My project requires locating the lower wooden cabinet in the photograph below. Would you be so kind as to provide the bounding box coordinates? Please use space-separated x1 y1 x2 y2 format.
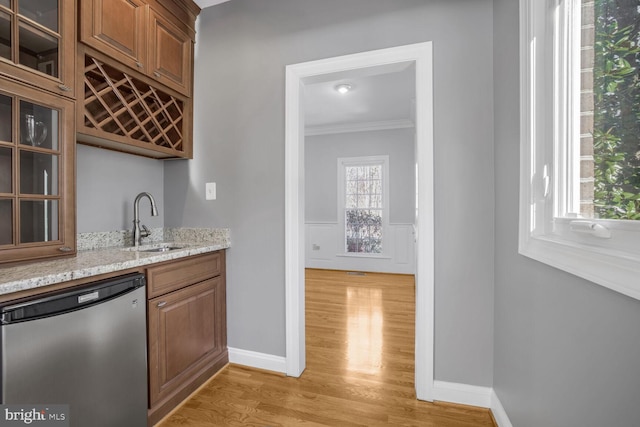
146 251 227 426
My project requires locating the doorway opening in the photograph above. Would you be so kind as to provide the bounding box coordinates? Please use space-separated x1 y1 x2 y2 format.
284 42 434 401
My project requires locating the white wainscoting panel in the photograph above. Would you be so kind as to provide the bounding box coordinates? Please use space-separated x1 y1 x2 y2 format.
305 222 415 274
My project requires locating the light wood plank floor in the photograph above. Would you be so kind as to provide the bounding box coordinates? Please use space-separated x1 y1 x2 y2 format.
158 269 496 426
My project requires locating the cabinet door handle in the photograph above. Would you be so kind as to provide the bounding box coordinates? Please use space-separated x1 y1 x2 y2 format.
157 301 167 308
153 71 160 78
136 62 144 68
58 85 71 92
58 246 73 252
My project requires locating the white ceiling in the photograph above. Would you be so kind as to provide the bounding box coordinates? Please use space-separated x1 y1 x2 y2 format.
194 0 233 8
193 0 235 9
191 1 416 135
304 63 416 135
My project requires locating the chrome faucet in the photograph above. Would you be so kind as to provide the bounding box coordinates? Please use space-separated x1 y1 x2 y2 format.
133 192 159 248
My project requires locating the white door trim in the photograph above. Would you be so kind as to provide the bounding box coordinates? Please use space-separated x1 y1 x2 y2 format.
284 41 435 401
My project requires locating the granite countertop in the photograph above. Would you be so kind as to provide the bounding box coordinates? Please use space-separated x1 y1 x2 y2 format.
0 228 230 297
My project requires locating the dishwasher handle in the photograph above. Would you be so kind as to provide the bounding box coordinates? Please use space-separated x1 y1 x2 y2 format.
1 273 145 325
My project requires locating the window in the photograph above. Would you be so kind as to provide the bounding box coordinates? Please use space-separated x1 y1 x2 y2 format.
338 156 389 256
520 0 640 299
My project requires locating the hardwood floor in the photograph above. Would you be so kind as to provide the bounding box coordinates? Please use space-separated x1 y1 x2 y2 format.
158 269 496 426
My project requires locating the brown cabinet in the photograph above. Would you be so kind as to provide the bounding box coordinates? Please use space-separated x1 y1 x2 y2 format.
77 46 193 159
0 0 76 98
148 9 192 96
0 79 75 264
0 0 77 264
0 0 198 261
79 0 148 72
80 0 194 97
146 251 227 426
77 0 199 159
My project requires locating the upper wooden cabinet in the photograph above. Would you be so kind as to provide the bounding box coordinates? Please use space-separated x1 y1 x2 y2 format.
148 9 192 95
80 0 194 97
77 0 199 159
0 0 76 98
0 78 75 264
80 0 148 72
77 46 193 159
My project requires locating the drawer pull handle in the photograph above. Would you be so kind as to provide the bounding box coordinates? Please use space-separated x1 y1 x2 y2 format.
136 62 144 68
59 246 72 252
153 71 160 77
58 85 71 92
157 301 167 308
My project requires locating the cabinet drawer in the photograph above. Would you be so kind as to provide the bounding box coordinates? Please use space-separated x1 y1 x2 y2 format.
147 252 222 298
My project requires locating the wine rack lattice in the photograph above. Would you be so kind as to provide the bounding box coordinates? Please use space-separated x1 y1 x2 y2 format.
82 55 185 154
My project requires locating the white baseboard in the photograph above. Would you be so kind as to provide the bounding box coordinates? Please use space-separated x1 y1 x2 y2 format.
433 381 513 427
228 347 287 374
433 380 493 408
490 389 514 427
226 355 513 427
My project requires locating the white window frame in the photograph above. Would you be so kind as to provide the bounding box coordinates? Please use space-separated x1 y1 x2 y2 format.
337 155 390 258
519 0 640 300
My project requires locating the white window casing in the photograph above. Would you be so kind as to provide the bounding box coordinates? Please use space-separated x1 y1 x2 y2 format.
519 0 640 300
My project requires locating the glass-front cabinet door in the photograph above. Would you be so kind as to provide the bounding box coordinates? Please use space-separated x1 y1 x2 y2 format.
0 0 75 97
0 78 74 264
0 93 12 247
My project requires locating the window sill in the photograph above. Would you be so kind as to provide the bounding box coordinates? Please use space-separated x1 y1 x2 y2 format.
336 253 391 260
519 235 640 301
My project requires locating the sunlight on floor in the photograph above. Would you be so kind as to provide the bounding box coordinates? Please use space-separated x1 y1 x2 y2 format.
346 286 383 375
158 270 496 426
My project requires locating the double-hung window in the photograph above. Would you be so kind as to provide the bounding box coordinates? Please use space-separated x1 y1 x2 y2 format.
338 156 389 256
520 0 640 299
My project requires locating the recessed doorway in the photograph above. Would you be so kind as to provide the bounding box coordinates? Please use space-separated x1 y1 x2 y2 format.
284 41 434 401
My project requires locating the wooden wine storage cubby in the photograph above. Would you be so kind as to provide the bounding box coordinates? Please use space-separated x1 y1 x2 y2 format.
77 48 192 159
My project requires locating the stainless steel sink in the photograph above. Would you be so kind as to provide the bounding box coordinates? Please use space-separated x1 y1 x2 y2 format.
121 243 189 253
141 246 184 253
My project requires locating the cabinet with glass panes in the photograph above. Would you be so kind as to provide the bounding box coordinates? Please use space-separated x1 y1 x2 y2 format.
0 78 75 264
0 0 75 98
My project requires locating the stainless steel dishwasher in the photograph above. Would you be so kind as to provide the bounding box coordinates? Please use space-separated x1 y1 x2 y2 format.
1 273 147 427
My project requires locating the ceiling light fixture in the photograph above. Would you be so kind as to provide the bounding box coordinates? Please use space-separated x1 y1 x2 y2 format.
335 84 353 94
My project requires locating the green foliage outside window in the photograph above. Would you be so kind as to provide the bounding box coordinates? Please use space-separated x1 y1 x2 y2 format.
592 0 640 219
345 209 382 254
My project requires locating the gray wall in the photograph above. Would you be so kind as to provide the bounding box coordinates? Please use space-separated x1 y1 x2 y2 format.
164 0 495 386
72 2 640 422
77 144 164 232
493 1 640 426
305 128 415 224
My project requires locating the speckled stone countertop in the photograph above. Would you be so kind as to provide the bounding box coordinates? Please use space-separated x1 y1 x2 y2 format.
0 228 230 297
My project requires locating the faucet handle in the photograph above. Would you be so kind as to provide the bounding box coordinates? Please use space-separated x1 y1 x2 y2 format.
140 224 151 238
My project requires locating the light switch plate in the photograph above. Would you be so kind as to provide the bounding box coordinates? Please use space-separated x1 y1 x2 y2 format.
205 182 216 200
